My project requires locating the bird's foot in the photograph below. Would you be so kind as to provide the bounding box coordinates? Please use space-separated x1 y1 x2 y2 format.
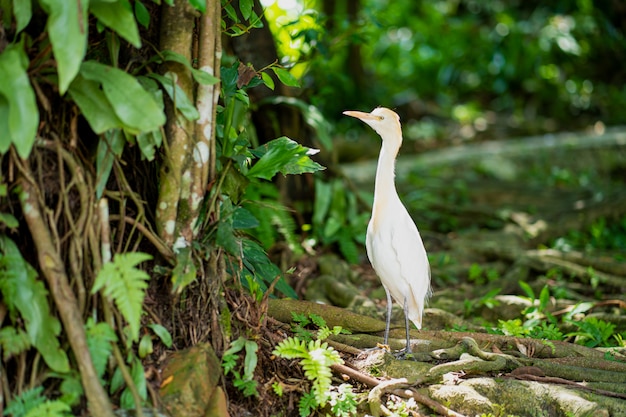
357 343 390 359
392 348 416 361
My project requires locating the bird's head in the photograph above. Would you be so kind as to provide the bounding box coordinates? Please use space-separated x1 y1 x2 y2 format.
343 107 403 148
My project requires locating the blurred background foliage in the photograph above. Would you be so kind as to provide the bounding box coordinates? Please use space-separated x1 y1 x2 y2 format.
262 0 625 145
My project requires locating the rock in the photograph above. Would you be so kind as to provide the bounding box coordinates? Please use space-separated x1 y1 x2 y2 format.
430 377 610 417
160 343 230 417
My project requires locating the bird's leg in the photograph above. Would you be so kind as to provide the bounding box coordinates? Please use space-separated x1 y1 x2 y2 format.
402 296 413 355
383 287 393 346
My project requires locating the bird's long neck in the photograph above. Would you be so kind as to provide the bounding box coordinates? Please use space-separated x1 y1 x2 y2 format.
371 138 401 229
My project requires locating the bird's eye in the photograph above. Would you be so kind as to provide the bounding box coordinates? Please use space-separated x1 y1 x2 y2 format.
378 116 384 121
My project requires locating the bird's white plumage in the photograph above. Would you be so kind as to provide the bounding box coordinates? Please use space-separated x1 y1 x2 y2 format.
344 107 431 333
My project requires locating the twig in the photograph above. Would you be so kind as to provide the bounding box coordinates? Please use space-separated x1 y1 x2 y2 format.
108 214 175 263
392 387 466 417
331 362 464 417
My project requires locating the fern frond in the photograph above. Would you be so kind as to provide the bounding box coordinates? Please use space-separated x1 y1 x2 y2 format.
272 337 307 358
86 318 117 379
0 326 30 360
301 348 333 405
4 386 45 417
24 400 71 417
298 391 317 417
92 252 152 342
0 236 69 372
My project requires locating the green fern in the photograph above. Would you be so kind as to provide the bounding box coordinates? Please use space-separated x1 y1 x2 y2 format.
4 387 45 417
0 326 31 360
24 401 72 417
273 337 342 408
85 318 117 379
91 252 152 342
0 236 69 372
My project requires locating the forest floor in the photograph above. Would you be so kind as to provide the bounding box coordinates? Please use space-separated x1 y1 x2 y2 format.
166 127 626 417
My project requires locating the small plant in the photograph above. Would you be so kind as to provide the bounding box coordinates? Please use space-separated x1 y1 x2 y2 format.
463 287 501 318
290 312 345 342
273 314 357 417
567 317 619 348
222 336 260 397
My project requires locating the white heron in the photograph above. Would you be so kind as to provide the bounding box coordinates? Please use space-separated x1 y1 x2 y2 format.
343 107 431 355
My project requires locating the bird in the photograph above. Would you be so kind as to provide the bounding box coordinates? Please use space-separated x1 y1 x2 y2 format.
343 107 431 355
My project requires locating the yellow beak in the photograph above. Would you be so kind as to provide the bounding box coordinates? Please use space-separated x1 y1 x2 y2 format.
343 110 382 121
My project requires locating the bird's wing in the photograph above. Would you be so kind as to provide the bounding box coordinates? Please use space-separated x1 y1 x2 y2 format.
391 207 431 328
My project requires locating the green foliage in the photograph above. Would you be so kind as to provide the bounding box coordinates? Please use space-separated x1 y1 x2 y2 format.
0 42 37 158
243 182 302 255
312 178 368 264
0 326 30 360
273 314 355 417
85 318 117 381
567 317 619 348
488 283 621 348
3 387 46 417
39 0 88 93
289 312 344 343
91 252 152 343
247 137 325 180
0 236 69 373
464 287 501 317
552 216 626 252
468 263 500 286
274 337 342 408
222 337 260 397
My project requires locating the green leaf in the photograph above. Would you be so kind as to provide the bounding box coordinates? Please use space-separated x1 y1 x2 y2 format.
0 212 18 228
39 0 88 93
271 67 300 87
59 374 83 406
90 0 141 48
85 318 117 379
147 323 173 347
0 326 31 361
13 0 32 33
134 0 150 28
148 73 199 121
518 280 535 300
95 129 126 199
241 239 297 298
0 95 12 154
216 220 241 256
232 207 259 229
0 236 70 372
247 137 325 180
138 334 153 358
24 400 72 417
187 0 205 13
92 252 152 342
120 356 147 409
68 74 125 134
239 0 253 20
80 61 166 133
539 285 550 311
136 129 162 161
171 245 197 294
160 50 219 85
3 387 45 417
0 44 38 158
260 72 275 90
243 339 258 379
